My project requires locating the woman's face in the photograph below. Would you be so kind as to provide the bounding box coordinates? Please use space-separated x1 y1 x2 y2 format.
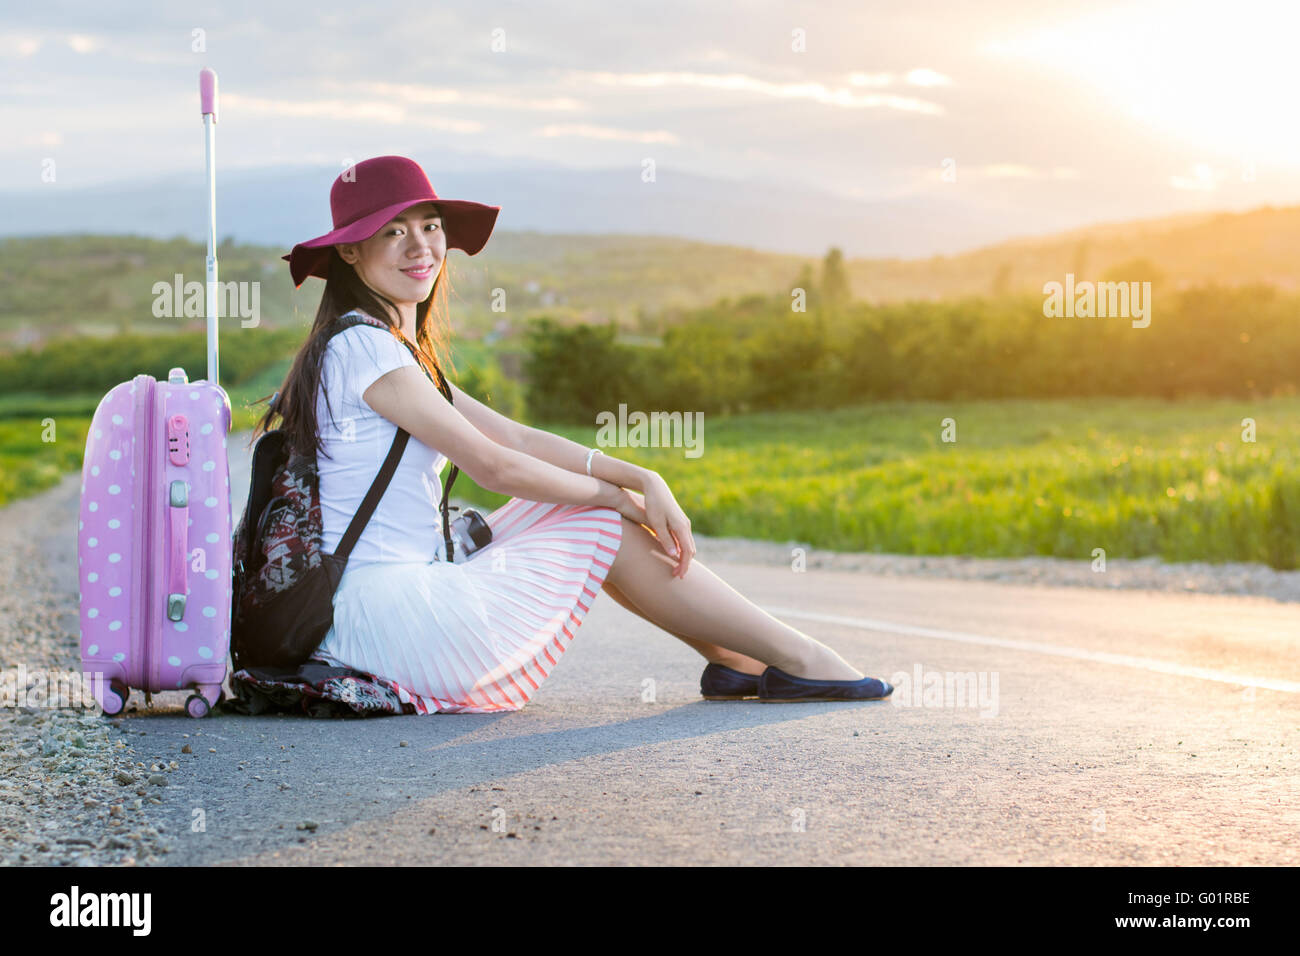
336 200 445 305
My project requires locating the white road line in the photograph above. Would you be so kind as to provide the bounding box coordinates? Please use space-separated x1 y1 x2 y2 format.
761 606 1300 694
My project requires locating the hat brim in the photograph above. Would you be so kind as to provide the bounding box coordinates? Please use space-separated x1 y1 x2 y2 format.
282 197 500 288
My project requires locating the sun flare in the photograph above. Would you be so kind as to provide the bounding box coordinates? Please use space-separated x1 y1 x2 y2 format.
985 0 1300 168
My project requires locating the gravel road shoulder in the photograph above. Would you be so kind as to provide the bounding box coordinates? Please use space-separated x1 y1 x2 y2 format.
1 473 178 866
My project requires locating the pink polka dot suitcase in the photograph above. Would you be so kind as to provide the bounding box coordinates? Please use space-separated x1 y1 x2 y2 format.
76 68 231 717
78 373 233 716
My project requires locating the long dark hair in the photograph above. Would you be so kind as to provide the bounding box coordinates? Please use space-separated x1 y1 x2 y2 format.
251 244 455 462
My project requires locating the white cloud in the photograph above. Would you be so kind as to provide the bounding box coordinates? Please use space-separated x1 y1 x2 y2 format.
849 69 953 88
0 30 104 56
570 70 944 114
220 93 483 131
1169 163 1220 191
848 72 895 87
342 81 583 112
536 123 679 144
20 131 63 147
67 34 101 54
0 33 44 57
904 68 953 87
932 163 1082 182
980 163 1037 178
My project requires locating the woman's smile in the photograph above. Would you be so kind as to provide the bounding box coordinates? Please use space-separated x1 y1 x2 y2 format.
401 262 434 281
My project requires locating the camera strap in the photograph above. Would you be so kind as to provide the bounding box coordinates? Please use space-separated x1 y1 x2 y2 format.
428 361 461 562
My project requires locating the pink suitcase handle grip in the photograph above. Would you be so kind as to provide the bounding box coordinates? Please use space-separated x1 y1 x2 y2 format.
167 481 189 621
199 68 218 120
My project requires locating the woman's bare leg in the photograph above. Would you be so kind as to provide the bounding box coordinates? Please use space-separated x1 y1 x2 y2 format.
603 516 864 681
601 579 767 675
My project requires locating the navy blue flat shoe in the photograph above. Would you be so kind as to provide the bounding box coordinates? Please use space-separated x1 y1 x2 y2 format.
700 663 761 700
758 666 894 702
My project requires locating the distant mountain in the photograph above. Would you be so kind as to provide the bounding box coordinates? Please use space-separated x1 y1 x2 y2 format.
7 144 1293 266
3 190 1299 353
0 161 1039 261
855 205 1300 301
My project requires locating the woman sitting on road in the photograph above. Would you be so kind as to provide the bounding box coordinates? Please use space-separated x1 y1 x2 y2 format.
258 154 893 713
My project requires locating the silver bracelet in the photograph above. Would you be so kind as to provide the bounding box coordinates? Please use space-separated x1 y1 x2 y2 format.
585 447 604 476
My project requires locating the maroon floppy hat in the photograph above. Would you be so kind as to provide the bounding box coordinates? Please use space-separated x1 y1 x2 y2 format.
281 155 500 288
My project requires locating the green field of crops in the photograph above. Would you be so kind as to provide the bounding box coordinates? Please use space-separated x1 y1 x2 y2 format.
3 386 1297 569
453 396 1300 570
0 368 282 508
0 343 496 508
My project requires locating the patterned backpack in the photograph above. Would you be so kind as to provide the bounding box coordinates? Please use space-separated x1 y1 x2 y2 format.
230 311 459 671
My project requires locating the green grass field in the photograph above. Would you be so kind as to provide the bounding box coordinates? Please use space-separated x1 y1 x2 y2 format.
453 396 1300 570
4 380 1297 569
0 367 282 507
0 343 495 506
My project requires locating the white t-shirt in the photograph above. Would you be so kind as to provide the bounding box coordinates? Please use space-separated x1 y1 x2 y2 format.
316 312 449 568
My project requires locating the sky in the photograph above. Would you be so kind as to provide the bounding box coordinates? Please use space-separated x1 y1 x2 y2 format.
3 0 1299 252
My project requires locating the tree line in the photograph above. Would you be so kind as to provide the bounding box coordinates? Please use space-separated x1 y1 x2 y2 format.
523 281 1300 423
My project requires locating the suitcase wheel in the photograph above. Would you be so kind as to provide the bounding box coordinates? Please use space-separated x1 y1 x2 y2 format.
101 680 129 717
185 693 212 719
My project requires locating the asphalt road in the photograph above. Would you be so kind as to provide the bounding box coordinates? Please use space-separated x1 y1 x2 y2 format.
35 431 1300 865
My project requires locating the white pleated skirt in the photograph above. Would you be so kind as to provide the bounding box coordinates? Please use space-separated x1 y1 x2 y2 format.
314 499 623 714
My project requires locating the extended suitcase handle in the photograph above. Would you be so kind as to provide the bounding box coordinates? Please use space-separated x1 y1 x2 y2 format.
199 68 220 387
168 480 189 621
199 68 218 120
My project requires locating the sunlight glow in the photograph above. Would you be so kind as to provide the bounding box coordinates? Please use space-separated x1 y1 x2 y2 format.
984 0 1300 168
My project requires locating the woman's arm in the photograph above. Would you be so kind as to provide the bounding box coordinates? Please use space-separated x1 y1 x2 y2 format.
443 378 695 574
445 381 527 450
448 381 652 491
365 368 629 514
517 425 653 492
439 379 696 572
517 421 698 574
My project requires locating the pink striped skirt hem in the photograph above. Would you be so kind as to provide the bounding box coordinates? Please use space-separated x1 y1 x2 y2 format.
315 499 623 714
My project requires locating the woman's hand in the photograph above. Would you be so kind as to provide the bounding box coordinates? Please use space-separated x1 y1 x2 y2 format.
620 473 696 578
607 484 648 525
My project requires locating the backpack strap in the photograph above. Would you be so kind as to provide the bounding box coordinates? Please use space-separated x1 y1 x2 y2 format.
330 311 462 561
333 428 409 562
